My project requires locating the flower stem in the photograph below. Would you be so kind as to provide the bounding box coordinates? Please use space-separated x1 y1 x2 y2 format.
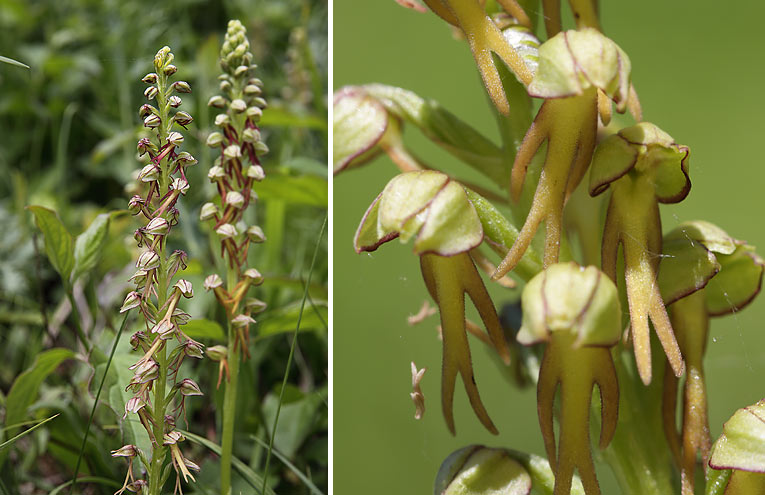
220 264 240 495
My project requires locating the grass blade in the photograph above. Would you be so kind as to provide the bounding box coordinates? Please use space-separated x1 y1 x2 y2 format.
261 215 326 495
0 414 59 451
0 55 29 69
179 429 277 495
71 312 131 494
250 435 324 495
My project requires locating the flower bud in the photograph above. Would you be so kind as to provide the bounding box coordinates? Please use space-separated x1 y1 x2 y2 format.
518 263 621 347
136 137 156 156
251 97 267 109
144 86 158 100
230 99 247 113
214 113 230 127
245 298 267 314
248 77 263 87
139 104 157 118
142 73 158 84
143 114 161 128
232 314 256 328
136 250 160 270
208 95 226 108
124 397 146 418
174 279 193 298
138 164 159 182
111 444 138 458
224 144 242 159
172 81 191 93
253 141 269 155
200 202 219 221
226 191 245 209
243 268 263 285
219 79 232 92
206 345 228 361
204 274 223 290
163 64 177 76
246 225 265 243
175 151 197 166
234 60 248 73
145 217 170 236
173 111 193 126
167 131 184 146
206 132 224 148
128 195 144 213
168 95 182 108
246 164 265 181
246 106 262 121
130 331 149 351
178 378 203 397
172 177 189 195
216 223 237 239
244 84 261 96
242 127 261 143
167 250 188 278
434 446 532 495
120 291 142 313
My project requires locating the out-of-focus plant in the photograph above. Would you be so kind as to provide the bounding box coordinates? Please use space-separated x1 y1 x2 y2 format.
334 1 764 494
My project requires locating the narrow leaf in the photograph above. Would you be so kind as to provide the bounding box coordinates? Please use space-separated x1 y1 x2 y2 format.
0 414 59 452
49 477 121 495
72 213 111 282
251 435 324 495
27 206 75 282
0 55 29 69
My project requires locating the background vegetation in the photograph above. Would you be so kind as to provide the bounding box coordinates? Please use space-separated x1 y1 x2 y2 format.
0 0 327 493
334 1 765 494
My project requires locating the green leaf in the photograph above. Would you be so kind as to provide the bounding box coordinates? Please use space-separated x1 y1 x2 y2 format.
183 318 226 341
2 348 74 449
27 205 74 282
258 301 327 338
262 386 326 459
251 434 325 495
0 55 29 69
179 430 277 495
72 213 111 282
49 477 121 495
0 414 59 452
254 172 328 207
260 106 326 130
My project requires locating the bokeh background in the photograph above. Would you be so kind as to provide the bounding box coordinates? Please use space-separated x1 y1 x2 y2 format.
334 1 765 493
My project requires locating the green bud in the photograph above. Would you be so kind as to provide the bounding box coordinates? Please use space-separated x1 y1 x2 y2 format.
173 111 193 126
143 114 161 128
144 86 158 100
142 73 158 84
206 132 224 148
434 446 532 495
215 113 230 127
224 144 242 159
136 250 160 270
710 399 765 473
177 378 202 396
145 217 169 236
246 225 265 243
216 223 237 239
225 191 245 209
230 99 247 113
164 64 177 76
251 97 267 109
518 263 621 347
172 81 192 93
208 165 225 181
208 95 226 108
168 95 182 108
167 131 184 146
246 164 265 181
244 84 261 96
253 141 269 155
246 106 262 121
138 164 159 182
200 202 218 221
232 314 256 328
242 128 260 143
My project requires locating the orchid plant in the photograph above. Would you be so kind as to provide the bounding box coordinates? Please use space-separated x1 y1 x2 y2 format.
334 1 765 494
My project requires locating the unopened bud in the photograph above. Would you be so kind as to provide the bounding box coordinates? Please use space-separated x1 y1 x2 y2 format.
167 131 184 146
244 84 261 96
136 250 160 270
139 104 157 118
207 165 225 181
204 274 223 290
231 99 247 113
120 291 142 313
183 340 205 359
173 111 193 126
206 345 228 361
163 64 177 76
143 114 161 128
244 268 264 285
242 127 261 143
208 95 226 108
216 223 237 239
145 217 170 236
200 202 218 221
144 86 158 100
214 113 230 127
246 225 266 243
172 81 191 93
226 191 245 209
246 106 262 121
206 132 224 147
142 73 158 84
169 95 182 108
163 431 184 446
253 141 269 155
124 397 146 418
246 165 265 181
251 97 267 109
128 195 144 213
175 151 197 166
220 79 232 92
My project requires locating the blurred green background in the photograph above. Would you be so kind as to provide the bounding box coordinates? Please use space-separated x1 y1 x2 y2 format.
334 1 765 493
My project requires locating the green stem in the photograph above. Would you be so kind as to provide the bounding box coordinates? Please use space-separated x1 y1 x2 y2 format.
148 340 168 495
65 288 91 354
221 263 241 495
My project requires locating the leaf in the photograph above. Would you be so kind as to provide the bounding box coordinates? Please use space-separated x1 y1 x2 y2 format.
262 386 326 459
255 172 328 207
179 430 277 495
260 106 326 130
49 477 121 495
0 348 74 469
250 435 325 495
257 301 327 338
183 318 226 341
72 213 111 282
0 415 59 452
0 55 29 69
27 206 74 283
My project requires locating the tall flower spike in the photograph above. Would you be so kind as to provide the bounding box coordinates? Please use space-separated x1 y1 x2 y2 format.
518 263 621 495
493 28 631 280
657 221 764 495
421 0 534 114
589 122 691 385
355 170 511 434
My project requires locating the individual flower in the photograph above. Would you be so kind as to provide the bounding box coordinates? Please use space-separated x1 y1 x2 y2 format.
493 28 632 279
355 170 511 434
518 263 621 495
589 122 691 384
657 221 764 494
